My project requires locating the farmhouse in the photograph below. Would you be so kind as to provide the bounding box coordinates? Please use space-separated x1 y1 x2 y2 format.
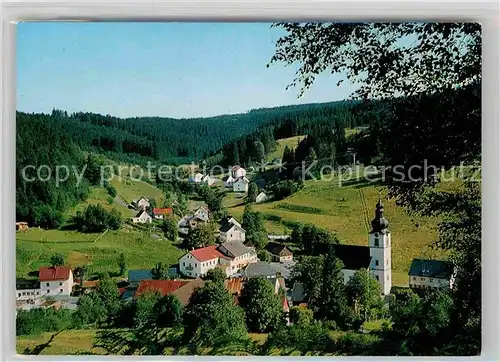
39 266 74 297
132 209 153 224
178 240 257 278
193 206 210 221
265 242 293 263
233 177 250 193
408 258 455 292
133 196 150 210
255 192 268 203
219 220 246 243
152 207 173 220
231 165 246 178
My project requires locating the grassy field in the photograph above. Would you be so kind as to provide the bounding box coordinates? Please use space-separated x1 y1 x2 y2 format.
17 329 269 356
16 227 184 279
71 186 134 218
110 175 165 206
17 330 105 355
225 167 446 283
266 136 306 162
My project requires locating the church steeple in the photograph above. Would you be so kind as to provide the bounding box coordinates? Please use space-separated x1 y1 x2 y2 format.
371 193 389 233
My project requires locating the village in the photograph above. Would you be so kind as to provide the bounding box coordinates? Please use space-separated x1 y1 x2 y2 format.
15 164 455 318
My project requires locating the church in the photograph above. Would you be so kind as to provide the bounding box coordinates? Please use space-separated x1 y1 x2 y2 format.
333 196 392 295
292 196 392 303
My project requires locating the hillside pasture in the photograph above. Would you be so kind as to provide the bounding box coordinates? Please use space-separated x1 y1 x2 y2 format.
16 228 184 279
227 169 445 279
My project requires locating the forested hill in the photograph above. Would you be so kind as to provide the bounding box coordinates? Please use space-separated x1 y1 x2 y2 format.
16 100 366 166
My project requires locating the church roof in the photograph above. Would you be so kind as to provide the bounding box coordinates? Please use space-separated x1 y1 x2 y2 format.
371 195 389 233
334 244 371 270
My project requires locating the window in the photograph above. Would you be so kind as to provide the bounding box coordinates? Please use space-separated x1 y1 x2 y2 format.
375 275 379 281
374 238 379 247
430 278 434 282
412 277 416 281
46 290 49 294
375 260 379 266
183 262 185 266
46 283 49 287
195 263 197 267
60 289 63 293
386 259 389 266
59 282 63 286
18 293 21 298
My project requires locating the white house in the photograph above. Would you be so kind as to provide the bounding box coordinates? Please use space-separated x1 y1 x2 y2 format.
193 206 209 221
189 172 204 184
178 241 257 278
201 175 215 186
256 192 268 203
179 245 229 278
133 196 150 210
408 259 455 291
233 177 250 193
39 266 74 297
220 216 241 228
132 209 153 224
231 166 246 178
219 222 246 243
223 175 236 188
16 279 41 301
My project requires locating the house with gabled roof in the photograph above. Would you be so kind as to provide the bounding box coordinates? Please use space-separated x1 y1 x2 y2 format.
233 177 250 193
132 196 150 210
219 220 245 243
39 266 74 297
178 240 257 278
408 258 455 293
265 242 293 263
256 192 268 203
223 175 236 188
152 207 173 220
170 277 205 306
131 209 152 224
231 166 246 178
193 206 209 221
135 280 189 298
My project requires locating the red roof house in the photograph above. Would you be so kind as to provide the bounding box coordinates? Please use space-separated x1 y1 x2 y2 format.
190 245 229 262
39 266 72 282
135 280 189 298
153 208 173 218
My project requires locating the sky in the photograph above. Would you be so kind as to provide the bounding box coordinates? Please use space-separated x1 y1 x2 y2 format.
17 22 356 119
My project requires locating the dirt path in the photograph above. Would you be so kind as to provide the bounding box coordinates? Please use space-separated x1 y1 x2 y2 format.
358 188 371 232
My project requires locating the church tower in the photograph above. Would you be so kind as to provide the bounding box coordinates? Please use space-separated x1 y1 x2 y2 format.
368 195 392 295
